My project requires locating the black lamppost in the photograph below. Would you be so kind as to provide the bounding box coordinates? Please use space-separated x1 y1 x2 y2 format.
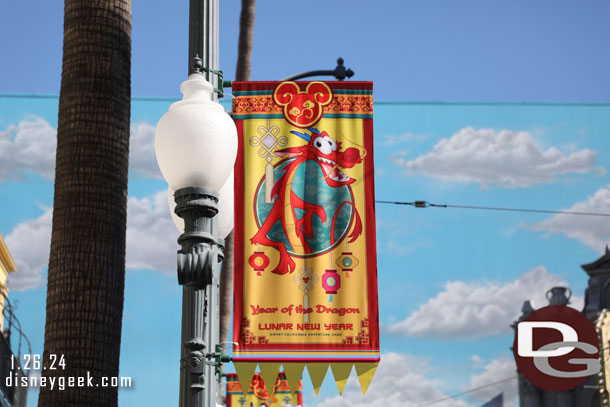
154 1 236 405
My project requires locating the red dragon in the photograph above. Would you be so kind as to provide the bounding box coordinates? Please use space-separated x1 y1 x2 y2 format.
251 128 363 275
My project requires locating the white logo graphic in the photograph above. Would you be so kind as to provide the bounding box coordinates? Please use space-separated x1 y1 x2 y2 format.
517 321 600 378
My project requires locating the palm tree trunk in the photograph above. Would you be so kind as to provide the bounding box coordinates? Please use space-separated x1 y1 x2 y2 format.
218 0 257 403
234 0 257 82
38 1 131 406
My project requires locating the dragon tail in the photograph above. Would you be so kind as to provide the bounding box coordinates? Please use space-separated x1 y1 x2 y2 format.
330 201 363 246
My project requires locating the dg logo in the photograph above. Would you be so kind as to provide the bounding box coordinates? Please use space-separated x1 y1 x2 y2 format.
513 305 600 391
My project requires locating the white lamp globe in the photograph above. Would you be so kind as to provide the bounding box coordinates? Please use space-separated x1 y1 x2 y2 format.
168 170 234 239
155 74 237 191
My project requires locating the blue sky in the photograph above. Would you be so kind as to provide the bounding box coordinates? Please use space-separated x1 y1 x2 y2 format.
1 1 610 407
2 0 610 101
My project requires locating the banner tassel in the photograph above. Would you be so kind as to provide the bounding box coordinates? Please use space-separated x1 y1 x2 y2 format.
283 363 305 394
304 293 310 322
307 363 330 396
330 363 354 395
234 362 258 395
259 362 281 394
265 162 274 203
355 362 379 395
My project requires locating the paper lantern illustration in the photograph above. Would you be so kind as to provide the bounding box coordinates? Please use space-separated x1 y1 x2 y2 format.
336 251 359 278
249 251 270 276
322 269 341 303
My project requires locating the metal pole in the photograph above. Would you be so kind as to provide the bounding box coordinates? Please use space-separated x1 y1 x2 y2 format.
204 1 221 405
182 1 222 406
188 0 200 75
189 0 220 101
176 188 220 407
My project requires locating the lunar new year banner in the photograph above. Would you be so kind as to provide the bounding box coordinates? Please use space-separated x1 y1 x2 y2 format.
232 81 379 396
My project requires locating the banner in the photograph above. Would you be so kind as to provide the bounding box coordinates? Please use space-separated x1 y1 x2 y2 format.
232 81 379 395
226 372 303 407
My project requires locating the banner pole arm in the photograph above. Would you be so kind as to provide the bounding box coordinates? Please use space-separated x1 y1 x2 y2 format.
222 57 354 89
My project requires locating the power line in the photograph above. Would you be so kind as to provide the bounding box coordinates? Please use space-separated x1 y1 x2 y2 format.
413 375 518 407
375 200 610 217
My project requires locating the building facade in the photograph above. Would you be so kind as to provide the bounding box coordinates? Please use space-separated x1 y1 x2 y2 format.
0 233 26 407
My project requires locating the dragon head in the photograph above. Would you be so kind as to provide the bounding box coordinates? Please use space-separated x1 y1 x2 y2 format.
276 128 363 187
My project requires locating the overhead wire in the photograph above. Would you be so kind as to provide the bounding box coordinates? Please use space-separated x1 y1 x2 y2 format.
410 340 610 406
413 375 518 407
375 200 610 217
0 291 33 361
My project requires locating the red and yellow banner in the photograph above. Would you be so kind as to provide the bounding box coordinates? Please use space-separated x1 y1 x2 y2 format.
225 372 303 407
233 81 379 395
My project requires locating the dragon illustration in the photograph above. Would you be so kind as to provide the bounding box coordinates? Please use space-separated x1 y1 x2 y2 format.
251 128 363 275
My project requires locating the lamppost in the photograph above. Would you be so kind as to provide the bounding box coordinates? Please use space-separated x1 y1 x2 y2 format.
154 1 237 402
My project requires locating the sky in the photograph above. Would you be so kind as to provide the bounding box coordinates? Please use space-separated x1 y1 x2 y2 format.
1 1 610 407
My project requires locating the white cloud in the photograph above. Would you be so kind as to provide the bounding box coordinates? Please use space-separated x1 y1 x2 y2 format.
532 185 610 253
316 353 518 407
317 352 467 407
0 117 56 181
468 356 518 406
392 127 604 188
471 355 483 367
125 191 179 275
6 208 52 291
0 118 161 181
385 266 583 338
5 191 179 291
129 122 162 178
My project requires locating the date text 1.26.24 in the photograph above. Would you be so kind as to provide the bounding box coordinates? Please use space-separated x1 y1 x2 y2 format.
11 354 66 371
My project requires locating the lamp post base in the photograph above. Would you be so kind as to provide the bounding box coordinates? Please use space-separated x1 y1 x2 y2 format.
174 187 222 407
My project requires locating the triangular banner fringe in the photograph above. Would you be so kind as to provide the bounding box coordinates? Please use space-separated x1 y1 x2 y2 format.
330 363 353 395
234 362 257 395
258 362 281 394
283 363 305 394
355 362 378 395
306 363 329 396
